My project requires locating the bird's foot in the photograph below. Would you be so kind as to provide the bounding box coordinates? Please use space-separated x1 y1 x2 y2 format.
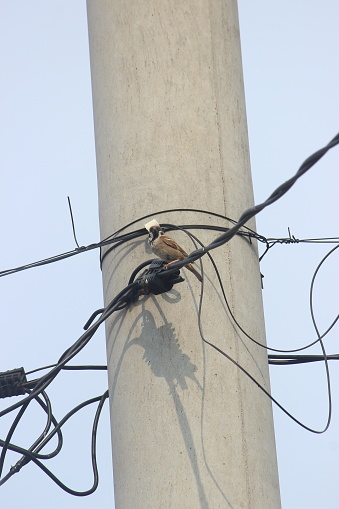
164 259 179 270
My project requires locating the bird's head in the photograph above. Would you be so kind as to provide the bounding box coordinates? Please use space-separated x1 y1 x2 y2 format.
148 225 164 243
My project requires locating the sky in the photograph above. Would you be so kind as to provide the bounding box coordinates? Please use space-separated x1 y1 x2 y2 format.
0 1 338 508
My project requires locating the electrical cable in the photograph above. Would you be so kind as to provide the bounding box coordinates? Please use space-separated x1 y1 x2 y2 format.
0 390 63 481
196 272 334 434
268 354 339 365
172 224 336 433
0 392 108 495
24 364 107 379
159 133 339 274
157 223 338 356
67 196 81 249
0 274 147 492
1 131 338 279
1 134 338 494
0 282 137 419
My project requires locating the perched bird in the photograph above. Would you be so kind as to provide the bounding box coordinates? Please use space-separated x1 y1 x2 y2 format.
148 226 202 282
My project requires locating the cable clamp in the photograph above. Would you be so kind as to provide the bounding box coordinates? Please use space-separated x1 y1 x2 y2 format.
0 368 27 399
134 259 184 297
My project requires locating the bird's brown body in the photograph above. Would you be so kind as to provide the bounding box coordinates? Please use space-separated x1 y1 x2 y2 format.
148 226 202 282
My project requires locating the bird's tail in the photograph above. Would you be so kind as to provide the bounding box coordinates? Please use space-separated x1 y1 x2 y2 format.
186 263 202 282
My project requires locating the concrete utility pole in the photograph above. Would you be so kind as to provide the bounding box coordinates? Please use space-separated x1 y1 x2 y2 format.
87 1 281 508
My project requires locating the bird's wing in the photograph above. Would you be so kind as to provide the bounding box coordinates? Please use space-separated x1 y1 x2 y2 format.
162 236 188 258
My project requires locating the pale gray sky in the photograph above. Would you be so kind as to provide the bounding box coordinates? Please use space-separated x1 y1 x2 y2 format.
1 1 338 508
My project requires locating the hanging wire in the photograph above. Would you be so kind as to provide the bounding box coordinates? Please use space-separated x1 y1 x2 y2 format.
67 196 81 249
1 133 338 494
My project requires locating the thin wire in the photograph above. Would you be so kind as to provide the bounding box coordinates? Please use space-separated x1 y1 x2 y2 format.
1 134 338 493
163 133 339 272
0 284 135 490
0 282 138 418
268 354 339 365
0 392 108 495
0 391 63 478
199 334 330 433
196 269 333 433
185 227 336 432
67 196 80 249
0 278 137 490
1 131 338 278
171 227 339 355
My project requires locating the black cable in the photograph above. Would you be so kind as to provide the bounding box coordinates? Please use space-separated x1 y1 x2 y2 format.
23 392 63 461
259 234 339 262
0 279 137 491
0 255 181 490
25 364 107 378
194 242 337 433
0 133 337 279
169 215 337 433
100 217 259 267
0 212 276 278
0 401 29 478
1 134 338 493
155 225 333 431
0 392 108 495
0 281 138 418
67 196 81 249
309 244 339 344
167 225 339 356
62 365 107 371
162 133 339 273
268 354 339 365
0 390 63 480
196 277 333 434
128 259 154 284
199 334 331 433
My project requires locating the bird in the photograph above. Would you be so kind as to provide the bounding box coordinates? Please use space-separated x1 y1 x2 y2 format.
148 225 202 282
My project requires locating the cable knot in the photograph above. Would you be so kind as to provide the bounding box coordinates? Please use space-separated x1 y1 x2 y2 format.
287 227 300 244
